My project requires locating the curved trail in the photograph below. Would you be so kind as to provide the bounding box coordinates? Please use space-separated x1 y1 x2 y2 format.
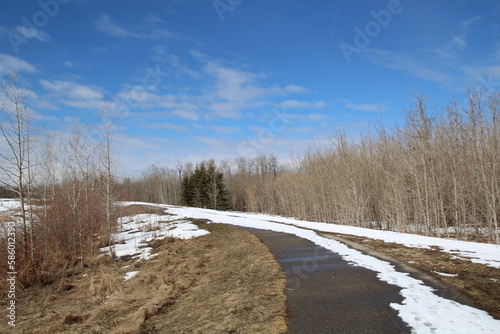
163 204 500 333
244 228 411 334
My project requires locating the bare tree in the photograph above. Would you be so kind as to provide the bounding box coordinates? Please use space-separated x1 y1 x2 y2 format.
98 101 115 257
0 73 37 261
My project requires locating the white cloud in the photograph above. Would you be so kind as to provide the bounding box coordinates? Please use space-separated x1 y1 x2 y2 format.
430 16 480 61
307 113 330 122
277 100 325 109
205 62 267 103
209 125 241 135
208 101 245 119
343 99 388 112
202 61 315 119
461 65 500 92
39 79 104 109
360 48 452 84
94 13 140 38
0 54 37 74
152 45 200 78
94 13 177 40
143 122 191 133
171 108 200 121
284 85 311 94
40 79 103 100
13 25 50 42
460 16 481 30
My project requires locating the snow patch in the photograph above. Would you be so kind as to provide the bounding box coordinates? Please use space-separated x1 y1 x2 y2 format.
101 203 209 261
432 271 459 277
0 199 21 212
123 271 139 281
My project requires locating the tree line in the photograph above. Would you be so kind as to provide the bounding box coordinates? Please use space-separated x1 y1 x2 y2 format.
119 91 499 243
245 92 499 243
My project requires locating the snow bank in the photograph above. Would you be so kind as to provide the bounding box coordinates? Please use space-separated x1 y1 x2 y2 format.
176 208 500 269
164 205 500 334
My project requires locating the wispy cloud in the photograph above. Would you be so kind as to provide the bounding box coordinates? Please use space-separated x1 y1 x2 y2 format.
277 100 325 109
209 125 241 135
205 61 267 103
39 79 104 109
94 13 141 38
142 122 191 133
13 25 51 42
93 13 177 40
342 99 388 112
109 51 321 123
0 53 37 74
430 16 480 61
360 48 452 84
203 61 315 119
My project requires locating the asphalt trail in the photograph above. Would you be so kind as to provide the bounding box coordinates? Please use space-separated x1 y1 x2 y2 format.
244 228 411 334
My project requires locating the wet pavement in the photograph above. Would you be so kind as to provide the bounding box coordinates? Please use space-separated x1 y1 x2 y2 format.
243 228 411 334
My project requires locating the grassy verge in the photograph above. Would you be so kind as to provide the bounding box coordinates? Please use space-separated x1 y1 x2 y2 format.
333 234 500 319
1 206 287 333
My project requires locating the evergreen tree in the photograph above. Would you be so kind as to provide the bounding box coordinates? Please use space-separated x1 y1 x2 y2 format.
181 160 230 210
181 175 194 206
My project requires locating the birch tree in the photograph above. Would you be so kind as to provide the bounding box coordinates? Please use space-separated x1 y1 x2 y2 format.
0 73 37 262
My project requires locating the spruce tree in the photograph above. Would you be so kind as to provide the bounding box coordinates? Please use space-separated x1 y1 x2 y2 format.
180 160 230 210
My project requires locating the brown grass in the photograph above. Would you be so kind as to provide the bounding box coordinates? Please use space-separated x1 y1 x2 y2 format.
1 209 287 333
117 204 172 217
334 234 500 319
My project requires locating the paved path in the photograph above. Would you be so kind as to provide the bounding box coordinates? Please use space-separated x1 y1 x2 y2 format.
243 228 411 334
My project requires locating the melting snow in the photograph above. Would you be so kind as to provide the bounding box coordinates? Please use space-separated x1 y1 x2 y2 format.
162 204 500 334
100 202 209 260
432 271 459 277
123 271 139 281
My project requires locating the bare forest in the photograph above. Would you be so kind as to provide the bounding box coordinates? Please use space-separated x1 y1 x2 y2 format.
123 91 500 243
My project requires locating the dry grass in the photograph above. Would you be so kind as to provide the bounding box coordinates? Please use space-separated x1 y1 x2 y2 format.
334 234 500 319
2 207 287 333
117 204 172 217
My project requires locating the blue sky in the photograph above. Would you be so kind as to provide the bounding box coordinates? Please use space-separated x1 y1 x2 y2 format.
0 0 499 175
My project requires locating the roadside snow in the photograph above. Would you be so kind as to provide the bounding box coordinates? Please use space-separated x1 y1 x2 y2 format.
173 208 500 269
163 205 500 334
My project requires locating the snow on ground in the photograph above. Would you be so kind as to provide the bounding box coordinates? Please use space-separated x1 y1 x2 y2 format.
175 208 500 269
160 204 500 334
123 271 139 281
0 198 21 212
103 202 210 282
100 205 209 261
432 271 459 277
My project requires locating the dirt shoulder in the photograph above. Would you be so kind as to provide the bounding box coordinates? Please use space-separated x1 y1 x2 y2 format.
322 233 500 319
2 213 287 333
